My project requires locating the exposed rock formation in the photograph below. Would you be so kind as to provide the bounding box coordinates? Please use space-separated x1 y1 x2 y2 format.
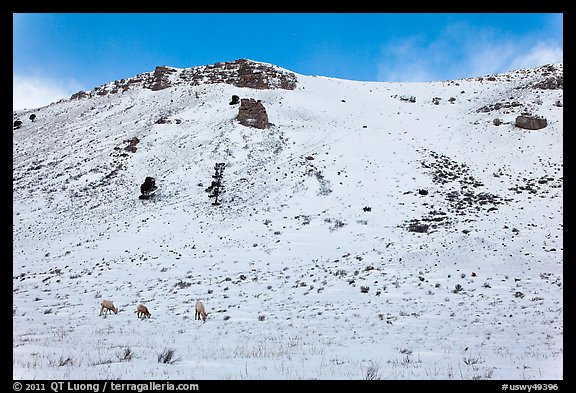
237 98 269 129
477 101 522 113
70 59 297 100
123 137 140 153
532 76 563 90
179 58 297 90
147 66 176 91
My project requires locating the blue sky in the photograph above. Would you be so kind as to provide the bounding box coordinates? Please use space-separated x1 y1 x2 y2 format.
13 13 563 110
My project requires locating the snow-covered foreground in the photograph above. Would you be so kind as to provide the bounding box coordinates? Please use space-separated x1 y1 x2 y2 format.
13 60 563 380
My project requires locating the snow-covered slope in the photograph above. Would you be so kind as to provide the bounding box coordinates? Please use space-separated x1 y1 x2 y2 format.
13 60 563 380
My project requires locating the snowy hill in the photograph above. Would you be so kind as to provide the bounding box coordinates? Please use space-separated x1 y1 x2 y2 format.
13 59 563 380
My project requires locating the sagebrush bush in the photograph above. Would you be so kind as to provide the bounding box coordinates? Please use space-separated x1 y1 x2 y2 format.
158 348 180 364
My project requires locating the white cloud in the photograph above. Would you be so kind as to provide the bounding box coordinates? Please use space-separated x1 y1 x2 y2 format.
376 22 563 82
376 38 437 82
508 41 563 70
463 41 519 77
377 60 434 83
13 75 82 110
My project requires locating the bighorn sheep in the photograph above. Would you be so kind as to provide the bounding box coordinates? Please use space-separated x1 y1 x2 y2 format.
99 300 118 316
136 304 151 319
195 301 207 321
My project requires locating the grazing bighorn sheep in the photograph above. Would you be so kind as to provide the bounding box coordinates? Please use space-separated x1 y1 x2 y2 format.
99 300 118 316
136 304 151 319
195 301 207 321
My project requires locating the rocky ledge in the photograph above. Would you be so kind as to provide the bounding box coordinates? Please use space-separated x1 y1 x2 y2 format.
71 59 298 101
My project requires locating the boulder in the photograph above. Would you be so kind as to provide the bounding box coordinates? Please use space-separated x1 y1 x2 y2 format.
229 95 240 105
515 115 548 130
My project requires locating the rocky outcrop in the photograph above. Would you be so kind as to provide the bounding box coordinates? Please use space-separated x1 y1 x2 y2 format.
179 58 297 90
516 64 563 91
532 76 563 90
147 66 177 91
529 64 563 90
70 59 297 101
123 137 140 153
237 98 269 129
70 91 89 100
477 100 522 113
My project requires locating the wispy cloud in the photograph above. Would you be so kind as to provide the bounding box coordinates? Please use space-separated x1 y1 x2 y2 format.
462 39 563 78
13 74 82 111
377 21 563 82
508 41 563 70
